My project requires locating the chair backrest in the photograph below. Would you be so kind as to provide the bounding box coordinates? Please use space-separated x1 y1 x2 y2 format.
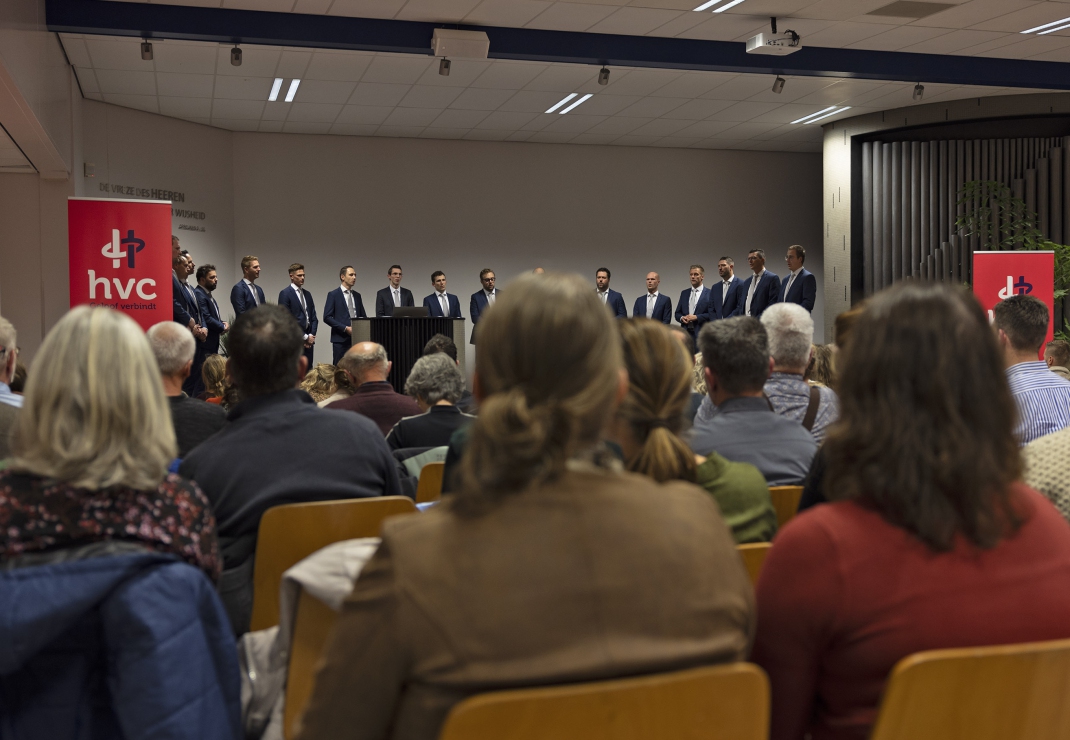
249 496 417 631
869 638 1070 740
736 543 772 586
438 663 769 740
768 486 803 529
416 461 445 504
284 588 339 740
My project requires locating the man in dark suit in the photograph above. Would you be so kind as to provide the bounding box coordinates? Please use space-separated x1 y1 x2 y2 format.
327 342 422 435
779 244 818 313
230 255 265 317
711 257 745 320
423 271 463 318
277 263 319 367
595 267 627 318
195 264 228 356
469 268 500 345
172 252 207 396
324 265 366 364
740 249 781 318
675 264 713 339
375 265 415 317
632 272 672 324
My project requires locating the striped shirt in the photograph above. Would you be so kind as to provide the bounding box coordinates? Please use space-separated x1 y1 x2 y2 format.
763 372 840 444
1006 361 1070 445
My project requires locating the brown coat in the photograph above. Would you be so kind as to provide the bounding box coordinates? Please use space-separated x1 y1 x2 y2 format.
296 466 755 740
326 382 421 436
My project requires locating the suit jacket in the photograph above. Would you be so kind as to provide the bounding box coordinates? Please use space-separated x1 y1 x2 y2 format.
470 289 501 345
711 277 745 320
278 285 319 337
598 289 628 318
778 268 817 312
422 293 463 319
375 287 415 317
194 286 226 355
173 274 202 327
230 280 265 317
296 467 755 740
324 287 367 344
632 293 673 324
739 271 782 318
327 382 423 436
675 286 713 336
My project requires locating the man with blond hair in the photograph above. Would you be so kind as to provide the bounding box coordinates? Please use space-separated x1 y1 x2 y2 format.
0 315 21 460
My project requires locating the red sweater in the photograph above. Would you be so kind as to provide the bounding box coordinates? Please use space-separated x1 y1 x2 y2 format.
752 484 1070 740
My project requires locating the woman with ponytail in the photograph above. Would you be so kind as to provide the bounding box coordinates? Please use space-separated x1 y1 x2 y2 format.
297 273 754 740
611 318 776 543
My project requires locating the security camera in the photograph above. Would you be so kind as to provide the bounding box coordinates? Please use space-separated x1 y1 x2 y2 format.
439 58 451 76
141 41 153 61
231 45 242 66
598 67 610 85
913 83 924 102
772 76 785 94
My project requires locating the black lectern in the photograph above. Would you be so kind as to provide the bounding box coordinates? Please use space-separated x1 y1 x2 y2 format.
352 318 466 393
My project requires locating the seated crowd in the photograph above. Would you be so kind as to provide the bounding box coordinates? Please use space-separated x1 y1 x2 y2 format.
2 274 1070 740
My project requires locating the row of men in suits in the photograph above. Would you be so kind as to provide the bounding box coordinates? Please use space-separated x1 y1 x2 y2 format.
596 246 817 340
171 238 229 397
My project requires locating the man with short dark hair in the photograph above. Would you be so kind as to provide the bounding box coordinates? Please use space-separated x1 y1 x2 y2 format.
1045 339 1070 381
324 265 367 363
779 245 817 312
375 265 414 317
740 249 781 318
712 257 744 320
469 268 500 344
180 305 401 634
327 342 422 435
230 255 265 317
993 294 1070 445
595 268 627 318
195 263 228 356
688 317 816 485
278 263 318 367
423 271 463 319
675 265 712 339
173 252 208 397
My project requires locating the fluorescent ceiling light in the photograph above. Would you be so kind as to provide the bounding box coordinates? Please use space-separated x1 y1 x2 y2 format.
712 0 747 12
791 106 838 124
285 78 300 102
804 106 850 124
545 93 577 113
268 78 283 102
1021 16 1070 34
692 0 723 10
1038 22 1070 35
559 93 593 114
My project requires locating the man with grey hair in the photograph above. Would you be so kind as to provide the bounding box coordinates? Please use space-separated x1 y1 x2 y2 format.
0 315 21 460
146 321 226 457
387 353 475 450
327 341 421 435
688 316 816 485
761 303 838 444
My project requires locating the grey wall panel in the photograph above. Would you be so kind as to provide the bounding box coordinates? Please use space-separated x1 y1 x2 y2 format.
920 142 930 272
891 142 901 283
900 141 911 280
873 142 884 292
1052 147 1063 244
911 141 921 278
1039 157 1050 238
1026 168 1037 237
882 143 893 289
938 141 948 249
862 141 873 296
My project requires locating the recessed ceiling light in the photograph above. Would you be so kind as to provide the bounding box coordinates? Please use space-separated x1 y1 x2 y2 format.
546 93 578 114
268 78 283 102
1038 22 1070 36
802 106 850 124
692 0 723 10
1022 16 1070 34
558 93 593 114
712 0 747 12
285 79 300 102
791 106 850 125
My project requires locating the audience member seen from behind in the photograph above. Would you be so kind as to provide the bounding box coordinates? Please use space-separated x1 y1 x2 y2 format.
993 294 1070 445
423 333 476 413
147 322 227 458
1022 423 1070 526
689 317 817 485
611 319 775 543
0 315 21 461
180 305 402 635
753 283 1070 740
10 362 26 394
327 342 421 435
201 353 228 403
297 274 754 740
387 353 474 450
300 363 338 404
319 366 355 408
761 303 839 444
667 326 704 423
805 344 835 388
1044 339 1070 381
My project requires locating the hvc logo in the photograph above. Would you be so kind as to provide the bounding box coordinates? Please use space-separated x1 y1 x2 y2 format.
998 275 1033 299
88 228 158 300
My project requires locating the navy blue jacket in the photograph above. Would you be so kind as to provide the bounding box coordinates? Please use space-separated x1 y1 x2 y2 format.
710 277 745 320
675 286 713 336
470 289 501 344
632 293 673 324
779 268 817 312
739 270 782 318
600 289 628 318
173 273 200 326
0 552 241 740
230 280 265 317
278 285 319 337
423 292 463 319
195 285 226 355
324 287 366 344
375 286 415 317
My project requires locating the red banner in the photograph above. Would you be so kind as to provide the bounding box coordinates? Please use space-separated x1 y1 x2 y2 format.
68 198 173 331
973 250 1055 352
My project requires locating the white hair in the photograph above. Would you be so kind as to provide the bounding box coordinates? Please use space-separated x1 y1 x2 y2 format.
147 321 196 376
405 353 464 405
761 303 814 371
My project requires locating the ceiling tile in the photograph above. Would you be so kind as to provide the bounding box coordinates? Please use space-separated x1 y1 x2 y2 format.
465 129 514 140
295 79 357 103
908 0 1039 29
286 102 344 121
330 123 381 135
102 93 159 113
647 11 716 37
599 68 683 96
496 89 576 112
294 0 332 11
801 21 892 46
571 93 644 115
376 125 429 137
382 107 442 126
261 101 293 121
711 100 784 121
847 25 955 51
258 120 285 132
395 0 483 22
159 96 214 118
282 121 333 133
224 0 297 10
86 37 155 71
75 68 101 94
474 110 539 128
524 64 602 91
216 45 282 77
413 60 491 87
616 96 689 116
676 14 765 41
745 75 839 104
527 131 579 143
420 128 470 139
671 119 739 137
156 72 215 98
59 35 93 68
610 135 661 146
505 131 536 141
327 0 407 18
426 109 491 127
362 55 435 84
542 113 607 132
151 41 219 74
969 4 1070 34
210 99 267 119
702 75 775 100
588 7 684 34
397 85 465 107
303 51 374 81
348 82 412 106
336 105 395 124
749 102 837 123
448 87 517 109
973 35 1070 59
525 3 619 31
898 28 1008 53
569 133 622 145
463 0 553 26
213 119 262 131
96 69 158 96
660 98 736 119
213 76 277 100
584 116 655 134
276 50 312 78
628 117 694 136
649 71 735 97
470 61 548 88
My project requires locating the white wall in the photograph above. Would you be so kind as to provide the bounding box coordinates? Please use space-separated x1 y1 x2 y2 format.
232 133 825 365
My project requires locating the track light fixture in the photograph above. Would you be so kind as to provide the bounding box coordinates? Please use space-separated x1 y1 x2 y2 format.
598 67 610 85
231 45 242 66
439 58 451 76
141 40 153 61
772 76 785 94
913 83 924 102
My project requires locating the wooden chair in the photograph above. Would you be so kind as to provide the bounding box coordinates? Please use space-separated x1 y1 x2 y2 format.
869 638 1070 740
416 461 445 504
248 496 417 631
737 543 772 586
284 588 339 739
438 663 769 740
768 486 803 529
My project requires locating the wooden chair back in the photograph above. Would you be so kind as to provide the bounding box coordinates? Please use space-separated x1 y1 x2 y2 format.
284 588 340 739
438 663 769 740
768 486 803 529
249 496 417 631
870 637 1070 740
737 543 772 586
416 461 445 504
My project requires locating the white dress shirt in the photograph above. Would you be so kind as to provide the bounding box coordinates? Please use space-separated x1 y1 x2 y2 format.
745 269 766 316
291 283 310 339
243 277 259 305
646 291 660 318
784 268 802 297
721 276 735 303
597 289 608 304
485 289 496 305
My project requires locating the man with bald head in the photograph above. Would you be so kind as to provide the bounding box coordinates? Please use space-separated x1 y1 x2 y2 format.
327 341 422 435
632 272 672 324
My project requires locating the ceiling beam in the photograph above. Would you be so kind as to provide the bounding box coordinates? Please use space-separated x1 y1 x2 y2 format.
46 0 1070 91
